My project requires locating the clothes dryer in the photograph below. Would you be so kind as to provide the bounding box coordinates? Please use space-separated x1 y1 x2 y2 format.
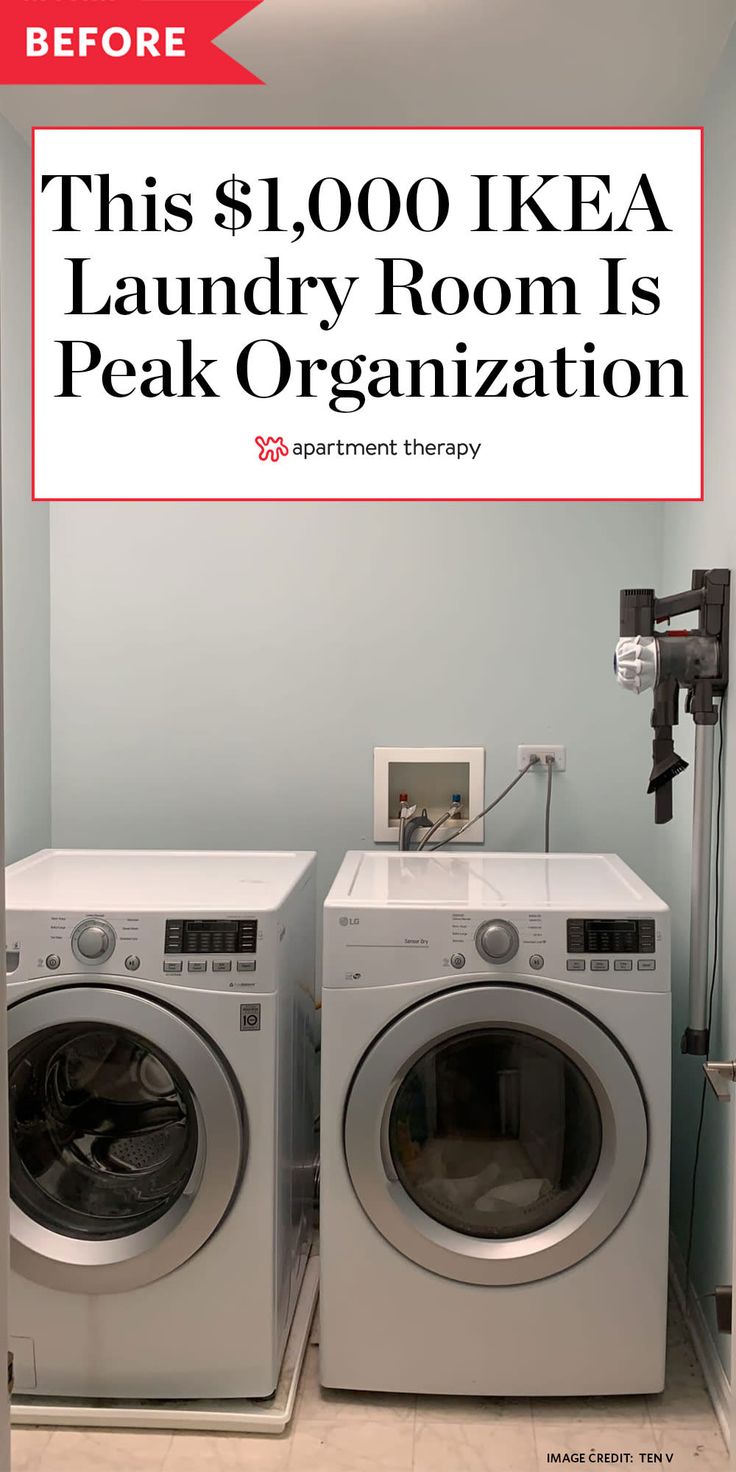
320 852 670 1397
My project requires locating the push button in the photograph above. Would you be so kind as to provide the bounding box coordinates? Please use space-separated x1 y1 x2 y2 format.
614 959 633 971
450 954 466 970
529 954 545 971
163 961 182 974
237 960 256 972
212 961 232 973
590 959 610 972
188 961 207 973
566 959 586 972
46 954 61 970
637 959 656 971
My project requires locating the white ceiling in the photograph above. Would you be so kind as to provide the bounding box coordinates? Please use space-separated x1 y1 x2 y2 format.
1 0 734 134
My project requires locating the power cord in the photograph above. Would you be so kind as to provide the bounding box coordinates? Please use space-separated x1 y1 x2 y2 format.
430 759 539 851
544 755 554 853
685 697 726 1302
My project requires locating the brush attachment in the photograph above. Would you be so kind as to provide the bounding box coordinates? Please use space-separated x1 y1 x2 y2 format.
647 751 689 794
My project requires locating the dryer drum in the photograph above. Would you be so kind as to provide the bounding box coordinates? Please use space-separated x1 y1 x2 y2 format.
387 1027 603 1242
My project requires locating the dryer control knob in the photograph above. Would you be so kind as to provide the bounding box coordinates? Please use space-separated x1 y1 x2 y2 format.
475 920 519 965
72 920 116 964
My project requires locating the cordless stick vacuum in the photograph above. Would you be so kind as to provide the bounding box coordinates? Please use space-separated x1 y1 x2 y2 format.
614 569 730 1056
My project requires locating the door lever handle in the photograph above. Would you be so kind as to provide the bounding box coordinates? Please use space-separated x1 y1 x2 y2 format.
704 1060 736 1101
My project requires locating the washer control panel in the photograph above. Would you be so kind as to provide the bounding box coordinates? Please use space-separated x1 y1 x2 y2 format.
6 909 269 990
164 917 257 956
72 919 116 964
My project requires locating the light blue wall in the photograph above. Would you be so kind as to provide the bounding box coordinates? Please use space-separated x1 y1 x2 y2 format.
0 117 51 863
659 26 736 1379
49 501 663 901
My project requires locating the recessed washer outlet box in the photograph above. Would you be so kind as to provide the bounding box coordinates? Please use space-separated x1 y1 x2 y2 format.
373 747 485 844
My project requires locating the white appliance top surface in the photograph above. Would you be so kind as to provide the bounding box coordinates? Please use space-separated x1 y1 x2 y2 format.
6 849 316 912
327 852 667 912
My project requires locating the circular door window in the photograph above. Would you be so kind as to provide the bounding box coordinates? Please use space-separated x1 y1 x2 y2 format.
10 1023 200 1241
9 987 245 1295
388 1028 602 1241
345 984 647 1286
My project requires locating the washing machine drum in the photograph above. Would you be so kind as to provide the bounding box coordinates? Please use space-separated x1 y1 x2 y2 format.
8 986 245 1294
344 984 648 1286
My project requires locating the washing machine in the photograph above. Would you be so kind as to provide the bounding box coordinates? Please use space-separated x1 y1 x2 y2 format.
320 851 670 1398
6 848 317 1401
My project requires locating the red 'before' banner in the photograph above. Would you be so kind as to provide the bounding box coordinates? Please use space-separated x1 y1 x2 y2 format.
0 0 264 84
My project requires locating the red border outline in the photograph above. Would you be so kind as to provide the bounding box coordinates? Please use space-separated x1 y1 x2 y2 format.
31 124 704 504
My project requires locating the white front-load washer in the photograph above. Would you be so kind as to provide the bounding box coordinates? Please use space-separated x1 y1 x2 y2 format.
6 848 317 1401
320 851 671 1397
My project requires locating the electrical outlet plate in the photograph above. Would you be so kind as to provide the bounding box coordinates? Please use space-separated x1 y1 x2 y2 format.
373 747 485 844
518 745 567 772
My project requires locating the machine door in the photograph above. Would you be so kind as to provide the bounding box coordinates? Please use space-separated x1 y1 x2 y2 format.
344 983 647 1286
8 986 245 1294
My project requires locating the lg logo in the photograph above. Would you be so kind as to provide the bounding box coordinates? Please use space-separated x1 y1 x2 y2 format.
339 916 360 927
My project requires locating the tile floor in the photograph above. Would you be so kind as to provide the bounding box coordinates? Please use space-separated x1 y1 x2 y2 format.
11 1298 728 1471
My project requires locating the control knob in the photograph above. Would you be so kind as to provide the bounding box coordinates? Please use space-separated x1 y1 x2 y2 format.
475 919 519 965
72 920 116 964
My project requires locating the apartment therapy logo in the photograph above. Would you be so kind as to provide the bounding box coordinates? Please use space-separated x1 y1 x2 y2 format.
0 1 264 83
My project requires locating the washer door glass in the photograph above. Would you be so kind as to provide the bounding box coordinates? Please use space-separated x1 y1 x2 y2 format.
10 1023 199 1241
344 983 649 1287
388 1028 602 1240
8 986 245 1295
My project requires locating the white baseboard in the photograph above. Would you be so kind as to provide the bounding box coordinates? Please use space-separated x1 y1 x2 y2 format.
669 1232 731 1449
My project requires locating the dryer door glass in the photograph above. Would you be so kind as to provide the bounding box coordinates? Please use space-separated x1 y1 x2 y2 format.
387 1028 602 1239
9 1023 199 1240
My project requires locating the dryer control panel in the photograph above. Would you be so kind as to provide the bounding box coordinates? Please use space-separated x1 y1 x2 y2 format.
567 918 656 955
563 916 658 977
324 904 669 992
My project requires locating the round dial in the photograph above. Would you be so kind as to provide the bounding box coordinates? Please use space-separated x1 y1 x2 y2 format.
475 919 520 965
72 920 116 964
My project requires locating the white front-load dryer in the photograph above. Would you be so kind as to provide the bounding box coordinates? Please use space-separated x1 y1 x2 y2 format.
320 851 671 1397
6 848 317 1400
